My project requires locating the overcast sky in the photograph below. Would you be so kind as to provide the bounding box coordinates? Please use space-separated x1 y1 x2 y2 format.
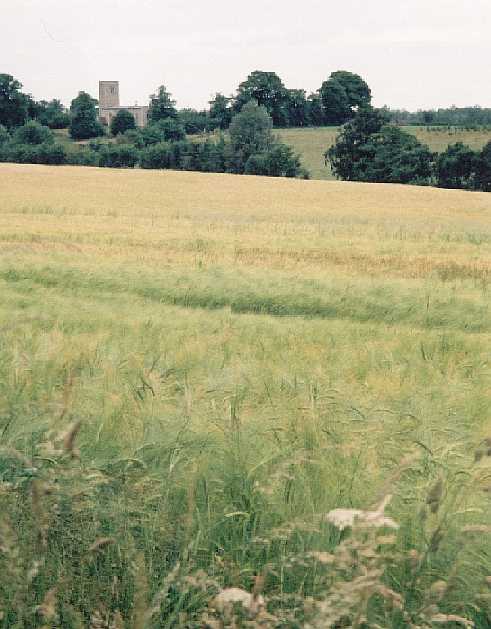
2 0 490 111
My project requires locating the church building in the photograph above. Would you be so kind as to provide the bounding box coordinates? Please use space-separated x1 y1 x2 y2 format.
98 81 149 128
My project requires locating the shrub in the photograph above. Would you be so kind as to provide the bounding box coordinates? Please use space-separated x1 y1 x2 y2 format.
98 144 139 168
245 142 304 177
13 120 54 145
110 109 136 136
475 140 491 192
36 142 67 165
436 142 478 190
140 141 172 169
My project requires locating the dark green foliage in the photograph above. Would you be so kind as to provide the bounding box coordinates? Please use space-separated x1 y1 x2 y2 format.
307 93 325 126
389 106 491 127
475 141 491 192
235 71 289 126
0 124 10 145
148 85 178 123
357 126 434 184
326 106 389 181
98 144 139 168
320 71 372 125
0 74 29 128
436 142 478 190
319 79 351 124
245 143 305 178
69 91 104 140
140 141 172 169
327 108 434 185
179 108 212 134
285 89 309 127
229 101 273 158
329 71 372 109
35 99 70 129
1 141 67 165
120 128 145 149
13 120 54 145
209 93 233 129
157 118 186 141
110 109 136 136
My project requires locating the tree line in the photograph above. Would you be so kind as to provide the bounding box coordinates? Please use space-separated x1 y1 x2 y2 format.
327 106 491 191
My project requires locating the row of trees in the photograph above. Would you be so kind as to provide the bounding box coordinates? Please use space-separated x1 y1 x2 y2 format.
389 106 491 127
327 107 491 191
0 102 307 178
1 70 373 139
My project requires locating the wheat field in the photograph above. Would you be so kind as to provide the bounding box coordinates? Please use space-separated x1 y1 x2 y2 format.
1 163 491 626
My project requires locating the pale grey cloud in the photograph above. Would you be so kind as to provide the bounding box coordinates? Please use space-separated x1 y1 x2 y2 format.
2 0 490 111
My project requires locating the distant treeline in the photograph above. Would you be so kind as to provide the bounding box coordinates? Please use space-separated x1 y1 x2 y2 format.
388 106 491 128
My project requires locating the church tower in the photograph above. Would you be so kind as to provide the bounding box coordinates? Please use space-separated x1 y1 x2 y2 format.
99 81 120 109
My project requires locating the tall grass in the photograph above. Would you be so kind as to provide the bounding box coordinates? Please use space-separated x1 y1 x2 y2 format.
0 165 490 626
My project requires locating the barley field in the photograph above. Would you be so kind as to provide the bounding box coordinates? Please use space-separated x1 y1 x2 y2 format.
1 163 491 627
276 126 491 180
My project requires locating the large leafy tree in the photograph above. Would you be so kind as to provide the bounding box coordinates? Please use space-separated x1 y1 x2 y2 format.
320 71 371 125
13 120 54 145
148 85 178 123
229 100 273 159
285 89 309 127
354 126 434 184
110 109 136 136
69 92 104 140
235 71 289 126
326 106 389 180
326 106 433 185
475 141 491 192
209 93 233 129
436 142 478 190
0 74 29 128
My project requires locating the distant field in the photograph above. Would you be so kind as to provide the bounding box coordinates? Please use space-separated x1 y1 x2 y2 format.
276 125 491 180
1 164 491 624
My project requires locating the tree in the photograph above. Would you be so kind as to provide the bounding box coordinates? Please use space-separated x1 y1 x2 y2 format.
245 143 305 178
13 120 54 145
329 71 371 109
436 143 478 189
319 79 351 124
326 106 389 180
0 74 29 128
475 141 491 192
98 144 139 168
0 124 10 145
209 93 233 129
38 100 70 129
319 71 371 125
110 109 136 136
235 71 289 126
69 91 104 140
229 100 273 161
148 85 177 123
352 125 434 184
285 89 309 127
307 93 325 126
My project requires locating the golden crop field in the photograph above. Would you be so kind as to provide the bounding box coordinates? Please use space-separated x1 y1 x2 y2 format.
276 126 491 180
1 163 491 625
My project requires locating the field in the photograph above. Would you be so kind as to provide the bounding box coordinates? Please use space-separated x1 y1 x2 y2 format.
1 164 491 626
276 126 491 180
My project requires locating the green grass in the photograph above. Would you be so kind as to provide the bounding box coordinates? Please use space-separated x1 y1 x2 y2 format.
1 165 491 626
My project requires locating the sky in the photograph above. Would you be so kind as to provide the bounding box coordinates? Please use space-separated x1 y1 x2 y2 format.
2 0 490 111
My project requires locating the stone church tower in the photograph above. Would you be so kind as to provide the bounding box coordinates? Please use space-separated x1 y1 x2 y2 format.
99 81 120 109
98 80 149 128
